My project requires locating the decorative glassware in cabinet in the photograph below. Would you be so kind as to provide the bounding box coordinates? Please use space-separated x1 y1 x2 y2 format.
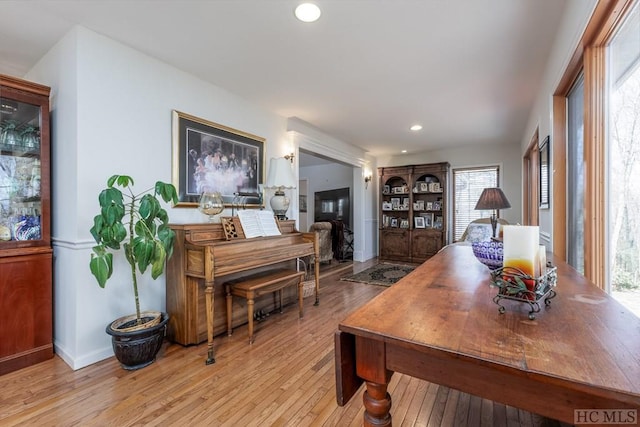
1 121 21 149
21 126 39 151
0 97 44 243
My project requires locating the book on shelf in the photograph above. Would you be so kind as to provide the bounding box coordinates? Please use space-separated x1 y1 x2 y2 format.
237 210 281 238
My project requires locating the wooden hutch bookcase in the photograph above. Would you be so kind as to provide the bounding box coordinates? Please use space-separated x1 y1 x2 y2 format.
0 74 53 375
379 162 449 263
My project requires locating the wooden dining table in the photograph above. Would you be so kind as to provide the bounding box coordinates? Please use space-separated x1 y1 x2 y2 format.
335 244 640 426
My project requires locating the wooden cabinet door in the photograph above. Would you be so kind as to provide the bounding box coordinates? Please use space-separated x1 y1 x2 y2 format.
412 230 442 261
0 251 53 375
380 229 410 261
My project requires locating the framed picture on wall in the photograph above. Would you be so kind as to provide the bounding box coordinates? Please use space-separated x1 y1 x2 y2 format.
299 195 307 212
172 110 265 207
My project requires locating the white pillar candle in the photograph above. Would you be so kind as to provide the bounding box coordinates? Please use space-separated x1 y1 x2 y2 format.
538 245 547 277
502 225 539 277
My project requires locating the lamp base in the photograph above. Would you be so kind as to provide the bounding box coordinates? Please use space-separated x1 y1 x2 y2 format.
270 189 290 221
490 212 498 239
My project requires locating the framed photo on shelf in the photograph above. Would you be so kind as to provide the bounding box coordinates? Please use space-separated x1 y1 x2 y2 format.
382 201 393 210
383 184 391 194
390 217 399 228
426 201 433 210
413 200 424 210
402 197 410 208
419 182 429 192
423 213 434 228
172 110 264 207
433 216 443 230
400 219 410 229
391 197 401 209
414 216 426 228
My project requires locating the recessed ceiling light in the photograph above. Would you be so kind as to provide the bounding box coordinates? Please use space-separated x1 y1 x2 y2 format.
401 150 407 153
295 3 321 22
410 124 422 131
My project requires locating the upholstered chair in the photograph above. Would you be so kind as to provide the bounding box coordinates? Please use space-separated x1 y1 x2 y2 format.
308 222 334 264
459 217 510 242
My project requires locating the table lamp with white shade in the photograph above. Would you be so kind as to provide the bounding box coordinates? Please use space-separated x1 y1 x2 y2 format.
265 157 297 220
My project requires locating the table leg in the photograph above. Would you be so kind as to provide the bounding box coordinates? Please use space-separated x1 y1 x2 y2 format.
205 280 215 365
355 335 393 426
363 382 392 427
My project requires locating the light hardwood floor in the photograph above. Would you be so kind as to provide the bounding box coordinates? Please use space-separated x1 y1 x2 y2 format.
0 260 570 426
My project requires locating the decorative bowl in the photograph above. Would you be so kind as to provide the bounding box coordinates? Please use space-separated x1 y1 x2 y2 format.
471 241 503 269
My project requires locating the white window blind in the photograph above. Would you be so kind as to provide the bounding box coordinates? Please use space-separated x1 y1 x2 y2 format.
453 166 499 241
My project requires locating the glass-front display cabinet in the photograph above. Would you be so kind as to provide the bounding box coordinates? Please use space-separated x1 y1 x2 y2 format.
0 74 53 375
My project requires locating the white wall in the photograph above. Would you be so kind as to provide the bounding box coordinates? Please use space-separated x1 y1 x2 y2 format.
520 0 598 249
26 26 299 369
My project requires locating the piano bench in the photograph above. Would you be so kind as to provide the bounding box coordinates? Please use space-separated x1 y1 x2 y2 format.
224 269 306 344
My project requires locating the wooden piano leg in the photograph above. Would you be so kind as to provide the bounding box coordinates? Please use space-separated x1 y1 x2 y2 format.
225 284 233 336
297 277 304 318
247 297 255 344
205 280 216 365
314 256 320 306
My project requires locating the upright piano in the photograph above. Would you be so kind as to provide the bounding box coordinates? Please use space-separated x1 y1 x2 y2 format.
166 220 319 364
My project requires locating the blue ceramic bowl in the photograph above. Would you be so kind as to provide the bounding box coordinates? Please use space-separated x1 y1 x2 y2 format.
471 241 503 269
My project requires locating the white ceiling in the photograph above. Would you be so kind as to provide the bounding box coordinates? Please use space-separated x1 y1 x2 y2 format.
0 0 567 157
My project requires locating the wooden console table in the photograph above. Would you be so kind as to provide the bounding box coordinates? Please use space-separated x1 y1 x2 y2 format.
166 220 319 364
335 245 640 426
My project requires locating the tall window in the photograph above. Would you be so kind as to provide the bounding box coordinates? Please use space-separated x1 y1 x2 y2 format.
607 1 640 306
567 73 585 274
554 0 638 291
452 166 499 241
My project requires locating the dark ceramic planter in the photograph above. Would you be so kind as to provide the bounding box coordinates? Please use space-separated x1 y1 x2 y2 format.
106 312 169 370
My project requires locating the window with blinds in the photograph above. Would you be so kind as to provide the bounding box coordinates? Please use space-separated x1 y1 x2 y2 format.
452 166 500 241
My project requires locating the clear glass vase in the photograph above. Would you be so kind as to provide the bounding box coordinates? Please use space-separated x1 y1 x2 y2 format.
198 191 224 222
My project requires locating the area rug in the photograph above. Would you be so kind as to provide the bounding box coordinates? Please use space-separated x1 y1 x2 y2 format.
340 263 415 287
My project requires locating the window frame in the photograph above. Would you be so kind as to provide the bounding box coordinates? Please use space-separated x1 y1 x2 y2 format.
553 0 636 288
452 165 501 241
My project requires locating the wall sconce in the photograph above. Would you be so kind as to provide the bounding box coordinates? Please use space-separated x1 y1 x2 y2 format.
364 174 373 189
284 153 295 164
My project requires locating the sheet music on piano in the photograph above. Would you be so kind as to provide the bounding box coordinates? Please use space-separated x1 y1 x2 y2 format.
237 210 282 238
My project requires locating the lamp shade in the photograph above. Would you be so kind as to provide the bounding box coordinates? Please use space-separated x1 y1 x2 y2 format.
266 157 297 189
474 187 511 210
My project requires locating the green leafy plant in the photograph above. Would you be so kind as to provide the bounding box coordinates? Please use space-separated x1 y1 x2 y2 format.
89 174 178 326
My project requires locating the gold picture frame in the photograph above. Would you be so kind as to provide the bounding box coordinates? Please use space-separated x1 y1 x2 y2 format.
171 110 265 207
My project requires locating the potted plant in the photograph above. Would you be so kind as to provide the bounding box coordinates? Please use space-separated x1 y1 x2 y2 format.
89 174 178 370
